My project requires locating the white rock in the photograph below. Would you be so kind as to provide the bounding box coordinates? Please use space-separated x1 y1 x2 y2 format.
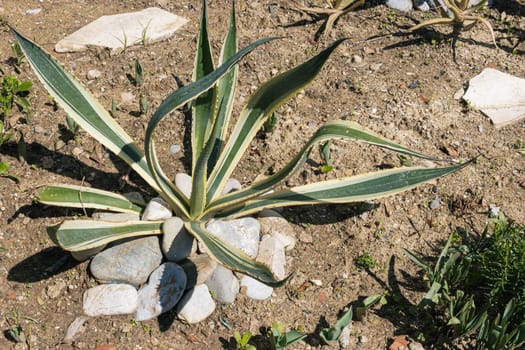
175 173 192 199
162 217 194 262
86 69 101 80
120 91 135 106
408 341 426 350
169 144 181 154
463 68 525 127
176 284 216 324
55 7 188 53
221 178 242 194
257 235 286 280
240 276 273 300
135 263 187 321
386 0 412 12
26 8 42 15
83 284 138 316
338 325 351 348
63 316 89 345
204 218 260 258
258 209 296 251
205 265 239 304
142 197 172 221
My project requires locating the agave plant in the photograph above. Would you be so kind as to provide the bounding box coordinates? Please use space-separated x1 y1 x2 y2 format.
408 0 497 48
12 0 468 286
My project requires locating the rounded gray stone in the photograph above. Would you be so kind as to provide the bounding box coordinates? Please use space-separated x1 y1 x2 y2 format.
135 262 187 321
205 265 239 304
90 236 162 287
83 284 138 316
162 217 194 262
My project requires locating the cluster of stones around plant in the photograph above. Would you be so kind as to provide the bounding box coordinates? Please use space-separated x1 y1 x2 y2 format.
78 174 296 324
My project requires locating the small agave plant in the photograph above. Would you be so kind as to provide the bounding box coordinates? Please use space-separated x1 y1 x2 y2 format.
12 0 468 286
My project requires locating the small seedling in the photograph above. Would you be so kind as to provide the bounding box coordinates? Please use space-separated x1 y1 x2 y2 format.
0 75 32 119
319 307 353 345
66 115 80 136
134 59 144 86
319 140 333 173
262 111 278 133
233 331 256 350
268 322 306 349
10 43 26 72
139 94 148 115
355 251 377 270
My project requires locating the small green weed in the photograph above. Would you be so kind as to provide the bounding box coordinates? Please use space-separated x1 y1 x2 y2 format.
355 251 377 270
319 140 333 173
233 331 256 350
0 75 32 119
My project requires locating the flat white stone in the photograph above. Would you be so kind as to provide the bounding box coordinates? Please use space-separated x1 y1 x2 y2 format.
257 235 286 280
55 7 188 53
175 173 192 199
83 284 138 316
176 284 216 324
142 197 172 221
240 276 273 300
258 209 296 251
204 218 260 258
463 68 525 127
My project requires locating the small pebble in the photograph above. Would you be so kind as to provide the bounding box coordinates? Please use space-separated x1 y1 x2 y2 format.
408 81 419 89
26 8 42 15
370 63 382 72
489 204 500 218
429 198 440 209
86 69 101 80
408 341 426 350
352 55 363 64
63 316 89 345
169 144 181 154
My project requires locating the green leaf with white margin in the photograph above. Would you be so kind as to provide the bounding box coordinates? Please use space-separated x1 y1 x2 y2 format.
208 2 238 173
190 2 239 217
47 220 162 251
192 0 217 173
206 39 346 202
215 162 470 219
10 27 160 193
145 36 279 218
205 120 436 215
185 221 287 286
37 184 144 214
319 307 353 345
